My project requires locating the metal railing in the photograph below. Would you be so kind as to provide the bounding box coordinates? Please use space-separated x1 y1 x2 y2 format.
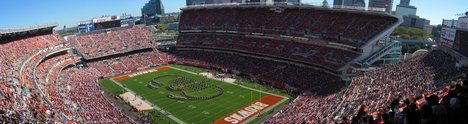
183 2 385 12
360 41 401 65
0 23 58 34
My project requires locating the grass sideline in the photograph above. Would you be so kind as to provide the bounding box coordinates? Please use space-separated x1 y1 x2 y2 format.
101 65 290 124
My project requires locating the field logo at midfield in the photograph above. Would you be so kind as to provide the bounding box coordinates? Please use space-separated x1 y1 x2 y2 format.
114 66 170 81
214 95 283 124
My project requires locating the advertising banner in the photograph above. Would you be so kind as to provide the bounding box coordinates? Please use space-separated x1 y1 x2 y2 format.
457 17 468 29
441 27 457 41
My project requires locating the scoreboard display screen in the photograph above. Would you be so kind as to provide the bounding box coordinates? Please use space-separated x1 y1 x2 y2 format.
454 30 468 56
94 20 121 30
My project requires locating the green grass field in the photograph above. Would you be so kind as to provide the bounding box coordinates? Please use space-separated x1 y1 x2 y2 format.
101 65 289 124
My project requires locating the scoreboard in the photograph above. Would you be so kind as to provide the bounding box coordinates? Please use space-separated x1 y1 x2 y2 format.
454 30 468 56
83 15 135 31
439 27 457 48
94 20 121 30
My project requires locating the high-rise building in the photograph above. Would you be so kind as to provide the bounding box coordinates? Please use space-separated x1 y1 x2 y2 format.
353 0 366 7
187 0 300 5
333 0 344 6
322 0 329 7
395 0 416 17
442 19 458 28
333 0 352 6
288 0 300 4
399 0 410 6
246 0 263 3
401 15 430 30
333 0 365 7
186 0 208 5
205 0 214 4
141 0 164 17
213 0 230 4
369 0 393 13
395 5 416 17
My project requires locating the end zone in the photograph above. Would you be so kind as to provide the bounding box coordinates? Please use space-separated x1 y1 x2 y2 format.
114 75 130 81
156 66 170 71
214 95 284 124
113 66 171 81
119 92 154 111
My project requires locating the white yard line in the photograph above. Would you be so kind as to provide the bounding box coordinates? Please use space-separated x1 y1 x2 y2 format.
169 66 290 124
109 66 289 124
109 78 187 124
169 66 289 99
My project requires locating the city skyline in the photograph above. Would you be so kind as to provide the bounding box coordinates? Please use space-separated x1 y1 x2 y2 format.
0 0 466 28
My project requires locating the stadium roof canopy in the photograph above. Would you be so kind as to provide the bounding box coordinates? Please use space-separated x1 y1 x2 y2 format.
182 2 389 15
0 23 57 35
0 23 57 42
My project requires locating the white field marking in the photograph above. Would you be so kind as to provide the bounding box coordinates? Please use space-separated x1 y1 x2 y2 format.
119 92 153 111
162 83 246 123
169 66 290 124
241 97 289 124
109 79 187 124
169 66 289 99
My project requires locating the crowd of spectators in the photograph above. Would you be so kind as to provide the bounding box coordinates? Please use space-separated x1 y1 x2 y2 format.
265 50 466 123
178 33 358 70
173 50 344 94
347 79 468 124
1 20 467 124
88 50 168 77
15 30 169 123
0 28 151 123
179 7 398 47
55 67 132 123
20 45 140 123
0 31 67 122
16 25 170 122
68 25 155 59
19 43 73 122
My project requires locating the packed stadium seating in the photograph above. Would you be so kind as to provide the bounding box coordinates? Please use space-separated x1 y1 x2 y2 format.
173 50 344 93
0 27 159 123
0 30 69 122
344 79 468 124
26 48 169 123
264 50 466 123
2 5 467 124
57 67 132 123
2 28 467 123
178 33 359 70
179 7 399 47
88 50 168 77
68 25 154 59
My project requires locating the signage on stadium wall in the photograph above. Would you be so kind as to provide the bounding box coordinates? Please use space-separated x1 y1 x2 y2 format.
78 24 95 33
88 25 95 32
93 17 111 23
92 16 121 23
120 17 134 27
440 38 454 49
213 95 284 124
454 30 468 56
457 17 468 30
441 27 457 41
78 24 87 33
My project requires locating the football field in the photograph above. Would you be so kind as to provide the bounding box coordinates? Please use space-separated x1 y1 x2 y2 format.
101 65 289 124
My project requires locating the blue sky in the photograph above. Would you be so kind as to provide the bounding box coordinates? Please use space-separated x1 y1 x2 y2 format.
0 0 466 28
